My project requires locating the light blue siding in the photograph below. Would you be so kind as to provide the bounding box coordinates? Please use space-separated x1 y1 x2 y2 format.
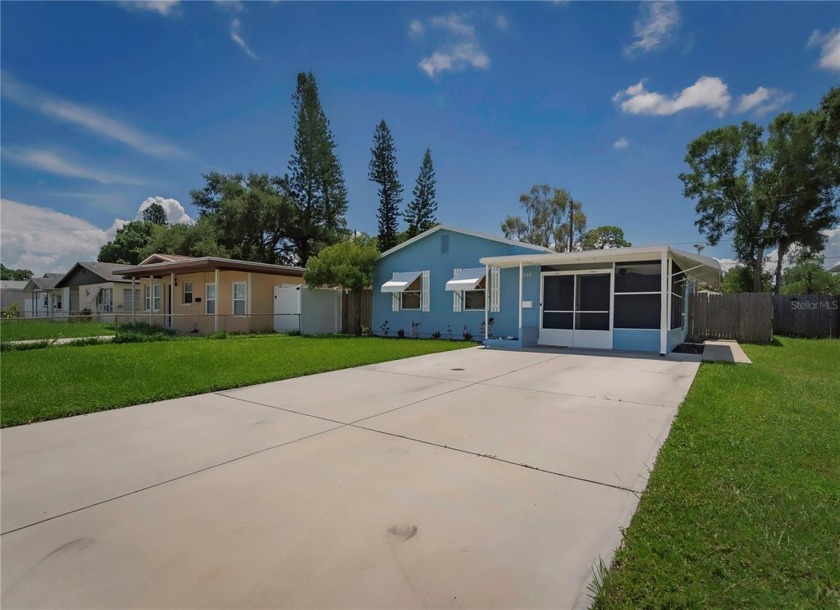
667 328 683 352
613 329 660 352
372 230 542 340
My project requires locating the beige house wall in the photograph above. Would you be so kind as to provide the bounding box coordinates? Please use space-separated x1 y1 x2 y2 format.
134 270 303 334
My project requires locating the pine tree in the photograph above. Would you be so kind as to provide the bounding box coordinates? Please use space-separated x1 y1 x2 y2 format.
404 148 438 238
286 72 349 265
142 202 168 225
369 120 402 252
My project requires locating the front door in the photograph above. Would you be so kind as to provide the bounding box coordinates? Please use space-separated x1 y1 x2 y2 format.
540 271 612 349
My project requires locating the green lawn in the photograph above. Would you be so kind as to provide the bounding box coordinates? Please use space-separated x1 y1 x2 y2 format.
592 337 840 609
0 318 115 342
0 335 470 427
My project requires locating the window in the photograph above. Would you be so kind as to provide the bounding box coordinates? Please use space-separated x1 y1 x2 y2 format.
183 281 193 304
401 276 421 310
614 261 662 330
152 285 161 312
206 284 216 315
100 288 113 312
144 285 151 311
42 294 49 308
55 293 62 310
123 288 138 312
232 282 246 316
464 277 486 311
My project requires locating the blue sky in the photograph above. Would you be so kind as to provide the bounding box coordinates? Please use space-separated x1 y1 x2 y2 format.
1 0 838 274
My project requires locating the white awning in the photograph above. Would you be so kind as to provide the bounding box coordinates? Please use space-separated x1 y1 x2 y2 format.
381 271 422 293
445 267 486 291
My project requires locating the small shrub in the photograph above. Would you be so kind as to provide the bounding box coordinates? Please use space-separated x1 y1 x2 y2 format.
360 324 370 336
2 303 20 319
431 330 441 340
207 331 228 340
396 329 405 338
379 320 390 336
462 325 472 341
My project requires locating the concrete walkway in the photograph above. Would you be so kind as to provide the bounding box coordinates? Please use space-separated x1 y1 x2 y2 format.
1 347 700 609
2 335 114 347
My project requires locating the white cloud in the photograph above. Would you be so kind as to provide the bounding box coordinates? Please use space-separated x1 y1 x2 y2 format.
613 76 731 117
117 1 180 18
0 199 111 274
807 29 840 71
230 18 258 60
624 1 680 57
1 74 187 159
137 196 193 225
409 19 424 39
495 15 509 31
735 86 793 116
613 137 630 149
2 148 144 185
214 0 244 12
414 13 490 78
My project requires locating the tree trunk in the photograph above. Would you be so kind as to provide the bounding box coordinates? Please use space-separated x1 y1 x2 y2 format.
773 242 788 296
354 289 362 336
753 246 765 292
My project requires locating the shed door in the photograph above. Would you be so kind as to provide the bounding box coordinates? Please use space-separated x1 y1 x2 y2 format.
273 285 301 333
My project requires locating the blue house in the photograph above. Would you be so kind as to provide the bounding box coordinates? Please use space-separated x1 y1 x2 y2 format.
372 225 721 355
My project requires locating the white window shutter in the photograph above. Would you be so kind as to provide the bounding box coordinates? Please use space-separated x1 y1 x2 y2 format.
452 268 462 312
421 270 430 312
392 293 400 312
490 267 501 312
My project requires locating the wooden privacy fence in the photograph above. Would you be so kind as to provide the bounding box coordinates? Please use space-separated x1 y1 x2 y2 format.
341 289 372 335
773 295 840 338
689 292 773 343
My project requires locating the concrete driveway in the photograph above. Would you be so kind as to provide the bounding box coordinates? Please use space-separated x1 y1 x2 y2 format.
1 347 700 609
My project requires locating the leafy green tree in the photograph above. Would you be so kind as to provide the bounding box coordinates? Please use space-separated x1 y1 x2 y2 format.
404 148 438 238
681 90 839 293
304 237 379 335
555 199 587 252
98 221 155 265
190 172 294 264
581 226 631 250
369 120 403 252
0 264 34 280
286 72 349 265
781 251 840 295
721 265 772 293
501 184 571 249
142 202 168 225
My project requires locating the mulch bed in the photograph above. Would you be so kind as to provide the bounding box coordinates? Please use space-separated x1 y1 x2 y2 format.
673 342 705 354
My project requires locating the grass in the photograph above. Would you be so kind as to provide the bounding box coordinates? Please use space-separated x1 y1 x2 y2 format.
0 335 471 427
0 318 115 342
592 336 840 609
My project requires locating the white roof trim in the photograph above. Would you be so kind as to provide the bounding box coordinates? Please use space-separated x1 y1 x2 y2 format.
445 267 486 291
378 225 553 259
381 271 422 293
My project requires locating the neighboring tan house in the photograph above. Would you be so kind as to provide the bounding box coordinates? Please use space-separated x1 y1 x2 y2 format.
829 263 840 274
22 273 66 317
55 262 136 321
114 255 307 334
1 280 29 316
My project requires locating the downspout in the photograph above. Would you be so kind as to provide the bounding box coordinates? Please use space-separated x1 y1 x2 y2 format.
659 250 668 356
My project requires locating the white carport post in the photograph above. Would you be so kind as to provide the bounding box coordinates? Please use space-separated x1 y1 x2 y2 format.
131 277 136 324
659 249 668 356
518 262 523 336
484 264 489 340
214 268 220 332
